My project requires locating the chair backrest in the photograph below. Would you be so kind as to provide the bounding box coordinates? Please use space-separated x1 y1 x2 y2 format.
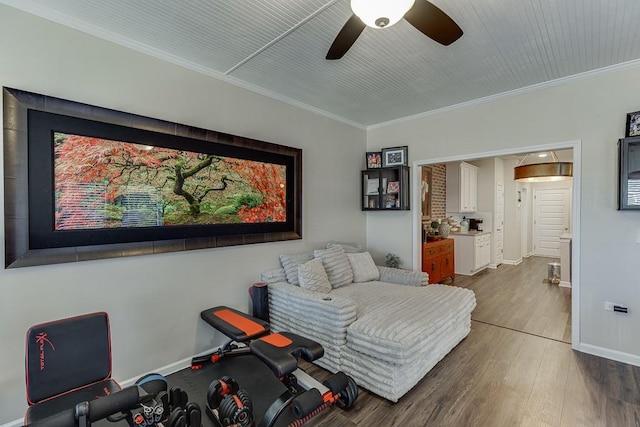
25 312 112 405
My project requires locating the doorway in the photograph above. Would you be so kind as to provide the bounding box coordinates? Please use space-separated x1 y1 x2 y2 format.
412 140 581 348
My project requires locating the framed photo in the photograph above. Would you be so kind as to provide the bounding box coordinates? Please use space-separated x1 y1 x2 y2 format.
381 146 408 167
366 151 382 168
3 87 302 268
387 181 400 194
626 111 640 137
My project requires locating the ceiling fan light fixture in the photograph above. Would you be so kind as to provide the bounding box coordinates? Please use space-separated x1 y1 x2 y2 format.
350 0 415 29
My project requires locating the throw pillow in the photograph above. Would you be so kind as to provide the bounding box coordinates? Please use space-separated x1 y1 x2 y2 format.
326 242 364 253
280 252 314 285
314 245 353 288
261 267 287 284
347 252 380 283
297 258 332 294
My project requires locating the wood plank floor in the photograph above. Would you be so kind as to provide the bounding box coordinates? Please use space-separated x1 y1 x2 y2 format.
453 256 572 343
301 257 640 426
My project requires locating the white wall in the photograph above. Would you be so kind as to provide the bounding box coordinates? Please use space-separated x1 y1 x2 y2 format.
0 7 366 423
367 63 640 366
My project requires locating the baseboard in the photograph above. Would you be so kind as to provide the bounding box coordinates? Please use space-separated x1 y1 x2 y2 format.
577 343 640 368
559 280 572 288
501 258 522 266
1 357 195 427
118 356 192 387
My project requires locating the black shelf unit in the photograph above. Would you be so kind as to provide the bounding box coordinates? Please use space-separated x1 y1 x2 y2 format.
361 166 410 211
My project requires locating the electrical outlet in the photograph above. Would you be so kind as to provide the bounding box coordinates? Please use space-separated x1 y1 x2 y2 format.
605 301 629 313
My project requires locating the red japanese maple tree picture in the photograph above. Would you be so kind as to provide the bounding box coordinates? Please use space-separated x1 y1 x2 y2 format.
54 133 287 231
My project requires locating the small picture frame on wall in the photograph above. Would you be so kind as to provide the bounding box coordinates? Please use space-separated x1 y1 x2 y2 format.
381 146 408 167
366 151 382 168
626 111 640 137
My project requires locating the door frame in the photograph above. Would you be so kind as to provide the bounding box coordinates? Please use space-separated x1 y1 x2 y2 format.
520 186 530 258
412 139 581 349
495 182 504 265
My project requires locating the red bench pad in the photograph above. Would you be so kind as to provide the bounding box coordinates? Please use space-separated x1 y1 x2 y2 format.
200 306 270 342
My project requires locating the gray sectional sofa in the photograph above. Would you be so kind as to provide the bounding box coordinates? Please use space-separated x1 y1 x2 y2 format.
260 244 476 402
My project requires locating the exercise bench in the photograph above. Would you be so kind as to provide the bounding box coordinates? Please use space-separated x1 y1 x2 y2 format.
191 306 358 427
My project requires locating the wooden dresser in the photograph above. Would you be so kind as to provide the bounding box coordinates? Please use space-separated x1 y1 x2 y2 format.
422 239 455 284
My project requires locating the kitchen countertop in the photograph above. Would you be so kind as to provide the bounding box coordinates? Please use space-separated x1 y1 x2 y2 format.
449 230 492 237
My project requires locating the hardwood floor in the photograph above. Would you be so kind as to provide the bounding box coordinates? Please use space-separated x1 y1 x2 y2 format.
301 257 640 426
454 256 572 343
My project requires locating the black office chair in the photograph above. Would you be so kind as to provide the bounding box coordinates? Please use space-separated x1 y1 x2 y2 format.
24 312 121 425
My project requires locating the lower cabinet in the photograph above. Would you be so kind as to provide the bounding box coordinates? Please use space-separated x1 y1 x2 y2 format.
474 234 491 271
451 233 492 276
422 239 455 284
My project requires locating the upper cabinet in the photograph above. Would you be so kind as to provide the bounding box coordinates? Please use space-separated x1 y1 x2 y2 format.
446 162 478 213
362 166 410 211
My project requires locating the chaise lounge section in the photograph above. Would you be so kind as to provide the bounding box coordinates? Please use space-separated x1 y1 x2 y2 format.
261 244 476 402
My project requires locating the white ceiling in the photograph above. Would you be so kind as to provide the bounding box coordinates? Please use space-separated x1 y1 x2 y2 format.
3 0 640 127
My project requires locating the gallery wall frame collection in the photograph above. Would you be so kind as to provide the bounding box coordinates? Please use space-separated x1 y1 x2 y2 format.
366 146 409 169
3 87 302 268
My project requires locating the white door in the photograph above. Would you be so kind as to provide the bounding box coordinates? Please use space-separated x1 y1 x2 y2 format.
495 183 504 265
533 188 571 257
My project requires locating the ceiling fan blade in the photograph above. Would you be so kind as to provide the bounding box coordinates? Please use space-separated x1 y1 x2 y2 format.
326 15 366 60
404 0 463 46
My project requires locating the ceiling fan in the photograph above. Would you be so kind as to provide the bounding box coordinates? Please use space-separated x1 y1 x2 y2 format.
326 0 463 60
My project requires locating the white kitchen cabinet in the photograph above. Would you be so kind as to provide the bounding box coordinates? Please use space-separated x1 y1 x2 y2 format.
450 232 491 276
446 162 478 213
474 234 491 270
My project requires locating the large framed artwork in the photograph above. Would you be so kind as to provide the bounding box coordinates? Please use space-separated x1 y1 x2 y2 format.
3 87 302 268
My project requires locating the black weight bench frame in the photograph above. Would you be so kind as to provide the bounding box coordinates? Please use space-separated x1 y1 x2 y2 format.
191 306 357 427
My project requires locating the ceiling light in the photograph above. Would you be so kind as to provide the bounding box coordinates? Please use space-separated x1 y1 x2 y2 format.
350 0 415 28
537 153 548 158
514 151 573 182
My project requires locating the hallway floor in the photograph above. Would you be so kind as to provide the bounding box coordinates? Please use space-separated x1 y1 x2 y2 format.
454 256 572 343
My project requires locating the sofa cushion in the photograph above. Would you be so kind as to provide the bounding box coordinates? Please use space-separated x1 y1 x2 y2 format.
331 282 476 365
280 252 314 285
314 245 353 288
347 252 379 283
297 258 332 294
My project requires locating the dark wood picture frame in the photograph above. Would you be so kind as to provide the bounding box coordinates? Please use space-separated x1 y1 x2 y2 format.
381 146 408 167
626 111 640 138
3 87 302 268
366 151 382 168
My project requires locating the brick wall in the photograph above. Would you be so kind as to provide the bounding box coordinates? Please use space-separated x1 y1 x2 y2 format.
431 164 446 220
